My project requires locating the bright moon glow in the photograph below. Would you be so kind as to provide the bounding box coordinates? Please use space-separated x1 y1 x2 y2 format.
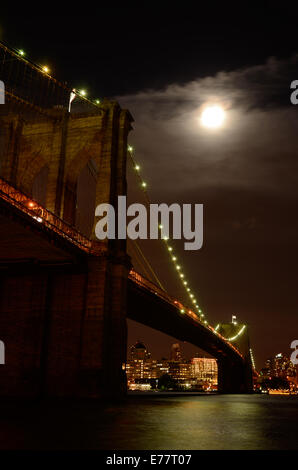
201 105 225 128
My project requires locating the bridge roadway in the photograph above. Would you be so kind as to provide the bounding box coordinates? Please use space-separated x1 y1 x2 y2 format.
0 177 250 394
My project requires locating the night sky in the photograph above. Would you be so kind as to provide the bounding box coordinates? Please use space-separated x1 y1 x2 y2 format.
1 7 297 367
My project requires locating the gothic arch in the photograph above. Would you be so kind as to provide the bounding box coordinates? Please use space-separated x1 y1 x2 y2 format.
62 133 102 226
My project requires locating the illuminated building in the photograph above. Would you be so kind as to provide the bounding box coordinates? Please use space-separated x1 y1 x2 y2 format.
257 353 298 393
126 342 169 388
191 357 218 389
126 342 218 391
168 343 192 385
265 353 296 379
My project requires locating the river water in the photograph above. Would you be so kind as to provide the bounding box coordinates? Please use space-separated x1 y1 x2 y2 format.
0 394 297 450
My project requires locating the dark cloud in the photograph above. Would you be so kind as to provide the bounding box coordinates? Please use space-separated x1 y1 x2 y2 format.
119 55 298 199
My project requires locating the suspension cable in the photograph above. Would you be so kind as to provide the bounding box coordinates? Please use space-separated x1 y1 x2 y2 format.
127 146 208 325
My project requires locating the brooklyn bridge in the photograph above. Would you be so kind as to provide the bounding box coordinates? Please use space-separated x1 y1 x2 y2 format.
0 41 254 399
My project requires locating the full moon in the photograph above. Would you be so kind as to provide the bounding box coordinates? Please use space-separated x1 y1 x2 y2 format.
200 105 225 128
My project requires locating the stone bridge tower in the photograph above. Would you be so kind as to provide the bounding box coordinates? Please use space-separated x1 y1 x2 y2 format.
0 101 133 398
217 321 253 393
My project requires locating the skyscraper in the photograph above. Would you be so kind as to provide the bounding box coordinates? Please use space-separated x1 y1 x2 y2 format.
170 343 182 362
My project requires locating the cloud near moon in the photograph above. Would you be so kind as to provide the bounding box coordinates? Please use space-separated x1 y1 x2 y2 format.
117 54 298 199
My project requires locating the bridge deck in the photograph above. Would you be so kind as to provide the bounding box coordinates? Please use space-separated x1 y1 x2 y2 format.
0 177 243 362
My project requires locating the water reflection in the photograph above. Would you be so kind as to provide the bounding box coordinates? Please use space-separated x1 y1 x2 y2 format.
0 394 297 449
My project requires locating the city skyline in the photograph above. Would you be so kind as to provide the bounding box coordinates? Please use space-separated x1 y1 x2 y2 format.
126 340 218 392
126 338 298 394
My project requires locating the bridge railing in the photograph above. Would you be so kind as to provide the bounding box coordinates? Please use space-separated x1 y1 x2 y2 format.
0 40 101 118
0 177 104 255
129 269 187 311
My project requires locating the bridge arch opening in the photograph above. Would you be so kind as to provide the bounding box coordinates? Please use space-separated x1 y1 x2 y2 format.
32 164 49 207
75 158 98 237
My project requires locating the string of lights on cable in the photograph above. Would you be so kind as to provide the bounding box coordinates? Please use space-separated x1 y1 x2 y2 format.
9 45 102 109
127 145 209 326
214 324 246 342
